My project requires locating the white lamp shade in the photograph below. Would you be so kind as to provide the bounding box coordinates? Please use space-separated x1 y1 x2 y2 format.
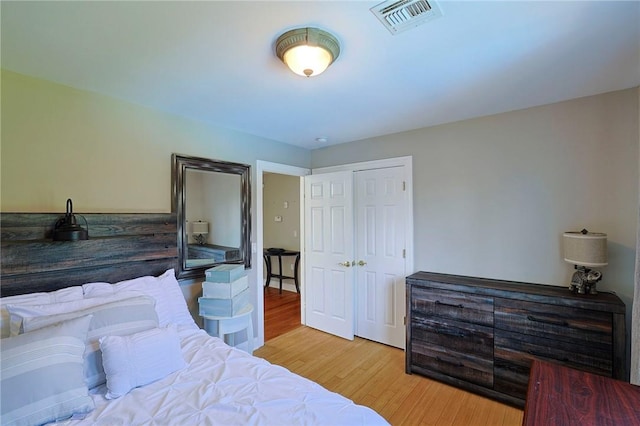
283 45 333 77
192 221 209 234
563 231 608 267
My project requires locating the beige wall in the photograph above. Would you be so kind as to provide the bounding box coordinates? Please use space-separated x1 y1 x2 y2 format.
1 70 310 213
1 69 311 328
312 88 639 356
262 172 301 290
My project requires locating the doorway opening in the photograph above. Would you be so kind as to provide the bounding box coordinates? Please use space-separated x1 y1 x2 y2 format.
255 161 310 348
255 157 413 349
263 172 302 341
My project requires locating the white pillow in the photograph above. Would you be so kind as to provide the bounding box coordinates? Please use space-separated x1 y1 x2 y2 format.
0 286 84 338
6 291 142 337
82 276 155 299
9 295 159 389
155 269 198 328
0 315 95 426
99 324 186 399
83 269 197 329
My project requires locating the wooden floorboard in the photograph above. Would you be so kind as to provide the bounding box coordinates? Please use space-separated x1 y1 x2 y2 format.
255 326 524 426
260 287 523 425
263 285 302 341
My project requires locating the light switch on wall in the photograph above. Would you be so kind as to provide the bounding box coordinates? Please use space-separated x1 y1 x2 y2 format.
283 201 289 209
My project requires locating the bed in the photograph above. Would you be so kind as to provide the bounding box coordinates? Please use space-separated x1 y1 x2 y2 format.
0 213 388 426
1 269 388 426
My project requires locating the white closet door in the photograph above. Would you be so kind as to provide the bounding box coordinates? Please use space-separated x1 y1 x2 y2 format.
304 171 355 340
354 167 406 348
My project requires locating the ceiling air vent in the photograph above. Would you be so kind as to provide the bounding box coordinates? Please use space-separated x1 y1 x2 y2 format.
371 0 443 35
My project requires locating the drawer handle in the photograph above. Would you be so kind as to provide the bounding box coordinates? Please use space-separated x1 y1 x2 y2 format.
435 329 465 338
436 356 464 368
435 300 464 309
526 315 568 327
526 349 570 363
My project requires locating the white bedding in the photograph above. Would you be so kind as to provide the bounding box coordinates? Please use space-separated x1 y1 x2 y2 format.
55 326 389 426
1 270 388 426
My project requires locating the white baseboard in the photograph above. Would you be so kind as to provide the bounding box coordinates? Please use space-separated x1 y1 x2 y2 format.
264 280 298 293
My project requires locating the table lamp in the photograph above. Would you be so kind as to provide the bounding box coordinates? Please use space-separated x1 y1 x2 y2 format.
563 229 607 295
192 221 208 245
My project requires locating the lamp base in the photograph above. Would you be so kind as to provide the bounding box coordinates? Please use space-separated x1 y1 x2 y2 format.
194 234 206 245
569 266 602 295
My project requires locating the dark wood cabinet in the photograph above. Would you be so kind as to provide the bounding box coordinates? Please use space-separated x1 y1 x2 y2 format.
523 360 640 425
406 272 627 408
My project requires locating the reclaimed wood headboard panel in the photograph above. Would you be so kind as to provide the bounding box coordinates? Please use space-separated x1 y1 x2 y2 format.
1 213 177 297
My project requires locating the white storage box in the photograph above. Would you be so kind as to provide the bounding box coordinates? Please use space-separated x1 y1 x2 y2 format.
203 275 249 299
205 264 246 283
199 288 250 317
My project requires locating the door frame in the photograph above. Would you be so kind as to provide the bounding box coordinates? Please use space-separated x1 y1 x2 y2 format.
313 156 414 343
312 156 414 279
255 160 310 349
256 156 412 349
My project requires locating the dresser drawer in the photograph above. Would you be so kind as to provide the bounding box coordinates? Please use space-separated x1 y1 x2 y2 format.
411 286 493 326
495 329 612 375
494 329 613 401
494 298 612 346
493 346 534 400
411 315 493 359
411 340 493 388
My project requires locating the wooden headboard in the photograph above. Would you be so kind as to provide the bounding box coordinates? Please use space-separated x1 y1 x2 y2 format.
1 213 177 297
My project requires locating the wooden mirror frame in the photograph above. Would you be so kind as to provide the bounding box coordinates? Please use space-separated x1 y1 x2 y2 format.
172 154 251 279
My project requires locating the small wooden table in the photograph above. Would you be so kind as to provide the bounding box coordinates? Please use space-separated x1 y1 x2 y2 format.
523 359 640 426
263 250 300 293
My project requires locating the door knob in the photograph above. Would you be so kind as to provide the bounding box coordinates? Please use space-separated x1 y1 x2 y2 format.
357 260 367 266
338 261 352 267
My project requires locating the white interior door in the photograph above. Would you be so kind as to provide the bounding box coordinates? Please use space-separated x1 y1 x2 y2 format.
304 171 354 340
354 167 407 348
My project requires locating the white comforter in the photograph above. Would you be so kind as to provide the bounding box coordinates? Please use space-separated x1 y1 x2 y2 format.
56 327 388 426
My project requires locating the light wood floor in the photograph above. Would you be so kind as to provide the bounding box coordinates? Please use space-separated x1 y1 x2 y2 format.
255 327 523 425
257 292 523 425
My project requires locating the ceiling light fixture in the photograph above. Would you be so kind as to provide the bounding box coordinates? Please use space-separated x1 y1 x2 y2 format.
275 27 340 77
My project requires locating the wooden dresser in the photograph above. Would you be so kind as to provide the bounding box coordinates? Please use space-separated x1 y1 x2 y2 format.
405 272 627 408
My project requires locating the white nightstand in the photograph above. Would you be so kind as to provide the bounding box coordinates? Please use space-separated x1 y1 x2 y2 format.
202 303 254 354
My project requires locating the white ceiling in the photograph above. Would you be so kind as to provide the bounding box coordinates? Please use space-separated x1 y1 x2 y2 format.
2 1 639 149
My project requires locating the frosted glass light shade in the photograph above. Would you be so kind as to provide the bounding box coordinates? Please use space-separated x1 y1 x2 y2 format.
283 45 333 77
276 27 340 77
563 230 607 267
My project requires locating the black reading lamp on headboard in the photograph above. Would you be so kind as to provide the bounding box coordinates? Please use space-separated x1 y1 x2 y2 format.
53 198 89 241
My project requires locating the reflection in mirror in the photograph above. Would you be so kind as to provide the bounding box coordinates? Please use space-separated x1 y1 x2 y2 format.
172 154 251 279
185 170 241 267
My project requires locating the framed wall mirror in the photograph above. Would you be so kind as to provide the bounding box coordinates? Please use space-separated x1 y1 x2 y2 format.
172 154 251 279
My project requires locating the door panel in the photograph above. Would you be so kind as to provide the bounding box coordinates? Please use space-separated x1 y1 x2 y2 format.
304 171 354 340
355 167 406 348
330 269 348 319
310 266 325 313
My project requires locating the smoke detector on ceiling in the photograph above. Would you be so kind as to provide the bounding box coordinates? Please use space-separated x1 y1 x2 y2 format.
371 0 443 35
